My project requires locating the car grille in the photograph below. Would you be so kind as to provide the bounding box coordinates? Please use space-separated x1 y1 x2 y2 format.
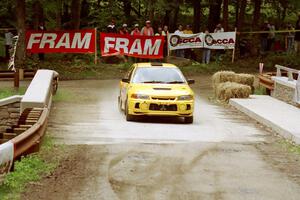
149 104 177 111
151 97 176 100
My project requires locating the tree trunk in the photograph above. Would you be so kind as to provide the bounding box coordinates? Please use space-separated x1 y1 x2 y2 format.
207 0 222 32
193 0 201 33
122 0 132 23
237 0 247 31
56 0 62 30
15 0 26 69
252 0 262 30
235 0 239 28
171 0 180 31
33 0 43 30
223 0 228 31
71 0 82 29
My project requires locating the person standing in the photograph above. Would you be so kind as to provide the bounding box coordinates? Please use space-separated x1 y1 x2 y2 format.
294 14 300 54
162 26 169 57
174 24 184 58
214 23 224 62
267 23 275 51
119 24 129 35
183 25 193 59
155 27 163 36
4 29 13 60
107 19 117 33
131 24 140 36
141 20 154 36
286 23 295 52
202 29 211 64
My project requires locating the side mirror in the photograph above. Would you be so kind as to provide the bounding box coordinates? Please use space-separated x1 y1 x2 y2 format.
187 79 195 84
122 78 130 83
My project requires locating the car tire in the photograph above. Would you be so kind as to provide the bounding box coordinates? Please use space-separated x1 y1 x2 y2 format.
184 116 193 124
125 100 135 121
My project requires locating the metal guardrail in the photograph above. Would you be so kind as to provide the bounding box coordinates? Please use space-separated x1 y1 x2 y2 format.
0 70 58 176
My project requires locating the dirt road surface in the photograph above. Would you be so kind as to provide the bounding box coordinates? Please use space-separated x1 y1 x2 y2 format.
21 77 300 200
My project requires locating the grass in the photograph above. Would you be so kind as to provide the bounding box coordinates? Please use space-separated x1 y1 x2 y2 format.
254 86 267 95
0 87 26 100
0 136 63 200
278 140 300 155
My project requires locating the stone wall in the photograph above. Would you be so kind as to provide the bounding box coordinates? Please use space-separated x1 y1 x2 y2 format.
0 96 22 134
272 82 296 106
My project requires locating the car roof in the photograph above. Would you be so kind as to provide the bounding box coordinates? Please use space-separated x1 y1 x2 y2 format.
133 63 178 68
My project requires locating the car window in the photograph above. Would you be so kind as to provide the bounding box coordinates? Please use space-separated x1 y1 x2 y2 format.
124 66 135 80
131 67 186 84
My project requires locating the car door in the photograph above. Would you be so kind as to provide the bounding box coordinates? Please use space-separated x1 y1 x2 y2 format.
120 66 135 109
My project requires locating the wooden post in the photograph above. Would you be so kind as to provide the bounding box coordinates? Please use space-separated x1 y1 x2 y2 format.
94 28 97 64
231 28 237 63
14 68 20 88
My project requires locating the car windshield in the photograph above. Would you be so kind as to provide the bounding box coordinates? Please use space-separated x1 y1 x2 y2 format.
131 67 186 84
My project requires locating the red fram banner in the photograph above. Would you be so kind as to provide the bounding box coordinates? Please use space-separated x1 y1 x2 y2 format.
26 29 96 53
100 33 164 59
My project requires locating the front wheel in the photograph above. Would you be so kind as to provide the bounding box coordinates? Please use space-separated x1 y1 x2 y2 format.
125 100 135 121
184 116 193 124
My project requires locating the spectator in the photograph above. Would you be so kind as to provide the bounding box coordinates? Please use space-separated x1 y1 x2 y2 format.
286 23 295 52
4 29 13 60
131 24 140 36
155 27 163 36
141 20 154 36
202 29 211 64
38 22 46 60
294 14 300 54
214 23 224 62
260 21 270 53
183 25 193 59
162 25 169 36
175 24 184 58
183 25 193 34
214 23 224 33
107 19 117 33
267 23 275 51
119 24 129 35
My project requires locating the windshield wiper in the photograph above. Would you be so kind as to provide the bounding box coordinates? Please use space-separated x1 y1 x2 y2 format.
142 81 166 83
166 81 185 84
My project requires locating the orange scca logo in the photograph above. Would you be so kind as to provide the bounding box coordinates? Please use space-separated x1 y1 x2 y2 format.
170 35 202 47
205 34 235 46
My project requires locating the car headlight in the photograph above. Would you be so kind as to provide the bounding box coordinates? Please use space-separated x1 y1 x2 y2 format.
131 93 150 100
177 95 193 101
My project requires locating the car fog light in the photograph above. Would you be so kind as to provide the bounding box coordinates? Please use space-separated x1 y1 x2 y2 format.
140 102 148 110
179 104 186 111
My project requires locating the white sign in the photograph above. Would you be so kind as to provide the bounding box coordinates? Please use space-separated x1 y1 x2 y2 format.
0 141 14 179
168 32 236 50
168 33 204 50
203 32 236 49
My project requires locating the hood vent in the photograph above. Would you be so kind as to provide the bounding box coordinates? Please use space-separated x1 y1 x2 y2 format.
153 88 172 90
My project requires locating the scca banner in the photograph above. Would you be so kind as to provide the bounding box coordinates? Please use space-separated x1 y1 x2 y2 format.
100 33 164 59
168 33 204 50
203 32 236 49
168 32 236 50
26 29 96 53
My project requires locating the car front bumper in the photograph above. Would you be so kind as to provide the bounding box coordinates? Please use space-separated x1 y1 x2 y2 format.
127 99 194 117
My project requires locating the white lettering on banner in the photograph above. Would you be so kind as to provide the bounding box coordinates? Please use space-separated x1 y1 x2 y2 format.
27 32 92 50
56 33 70 48
71 33 92 49
129 39 142 54
104 37 162 56
39 33 57 48
115 38 129 53
143 39 161 55
104 37 116 53
27 33 42 49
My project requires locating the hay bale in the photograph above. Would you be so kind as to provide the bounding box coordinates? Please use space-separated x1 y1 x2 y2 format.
212 71 236 89
235 73 255 88
216 82 251 102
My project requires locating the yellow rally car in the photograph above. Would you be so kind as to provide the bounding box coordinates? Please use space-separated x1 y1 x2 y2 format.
118 62 195 123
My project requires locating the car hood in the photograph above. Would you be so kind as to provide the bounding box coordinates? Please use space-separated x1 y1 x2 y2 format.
129 83 194 97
